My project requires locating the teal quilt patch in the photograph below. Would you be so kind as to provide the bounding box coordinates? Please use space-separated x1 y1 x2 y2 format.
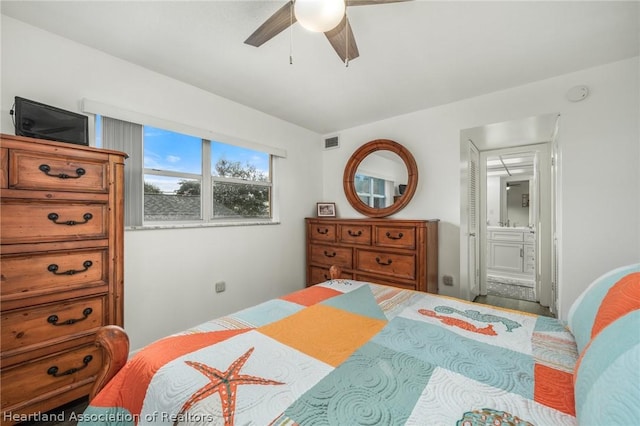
373 317 534 398
321 284 387 320
534 315 568 332
78 406 136 425
231 299 303 327
283 341 434 425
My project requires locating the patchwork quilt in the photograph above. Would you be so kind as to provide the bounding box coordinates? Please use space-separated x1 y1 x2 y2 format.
82 281 578 425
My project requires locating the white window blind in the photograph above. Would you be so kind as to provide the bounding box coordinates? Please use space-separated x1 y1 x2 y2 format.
102 117 143 227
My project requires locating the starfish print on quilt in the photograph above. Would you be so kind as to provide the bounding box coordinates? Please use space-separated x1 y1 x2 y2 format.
175 347 284 426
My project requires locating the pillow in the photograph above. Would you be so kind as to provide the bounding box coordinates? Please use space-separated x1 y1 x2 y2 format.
567 263 640 353
573 310 640 425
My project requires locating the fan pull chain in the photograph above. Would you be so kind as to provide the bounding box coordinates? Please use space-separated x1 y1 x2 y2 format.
345 13 349 68
289 0 294 64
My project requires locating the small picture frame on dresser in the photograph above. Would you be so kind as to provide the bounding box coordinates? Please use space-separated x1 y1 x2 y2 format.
317 202 336 217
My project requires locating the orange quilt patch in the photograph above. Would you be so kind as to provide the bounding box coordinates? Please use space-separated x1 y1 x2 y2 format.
534 363 575 416
280 285 343 307
591 272 640 339
259 304 386 367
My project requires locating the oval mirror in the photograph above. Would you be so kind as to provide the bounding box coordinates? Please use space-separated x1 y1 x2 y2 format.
343 139 418 218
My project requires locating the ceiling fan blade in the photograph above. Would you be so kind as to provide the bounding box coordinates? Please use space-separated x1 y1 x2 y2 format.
346 0 413 6
325 16 360 62
245 2 296 47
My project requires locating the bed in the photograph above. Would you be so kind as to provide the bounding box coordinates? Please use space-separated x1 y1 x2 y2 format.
82 264 639 425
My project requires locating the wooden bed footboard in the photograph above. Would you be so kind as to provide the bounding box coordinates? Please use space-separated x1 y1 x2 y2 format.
90 325 130 401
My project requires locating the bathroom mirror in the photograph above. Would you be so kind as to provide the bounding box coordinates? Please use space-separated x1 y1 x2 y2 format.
504 179 531 227
485 151 535 228
343 139 418 218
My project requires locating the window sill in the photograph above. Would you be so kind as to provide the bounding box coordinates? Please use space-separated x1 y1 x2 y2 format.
126 219 280 231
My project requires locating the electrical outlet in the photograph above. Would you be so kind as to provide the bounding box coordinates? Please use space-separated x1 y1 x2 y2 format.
443 275 454 286
215 281 226 293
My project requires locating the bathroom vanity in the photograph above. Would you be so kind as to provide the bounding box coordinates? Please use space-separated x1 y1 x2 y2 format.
487 226 535 285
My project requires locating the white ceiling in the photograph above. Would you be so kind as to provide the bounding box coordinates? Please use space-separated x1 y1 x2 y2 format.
461 112 559 151
2 1 638 134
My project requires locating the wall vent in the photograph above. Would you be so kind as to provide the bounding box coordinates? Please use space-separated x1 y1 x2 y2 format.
324 136 339 150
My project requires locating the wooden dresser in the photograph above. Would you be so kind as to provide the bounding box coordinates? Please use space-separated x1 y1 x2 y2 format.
306 218 439 292
0 134 126 423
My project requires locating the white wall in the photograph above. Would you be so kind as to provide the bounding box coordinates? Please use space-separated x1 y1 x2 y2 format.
1 16 323 350
323 57 640 319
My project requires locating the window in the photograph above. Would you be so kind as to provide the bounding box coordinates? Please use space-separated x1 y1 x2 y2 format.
143 127 202 221
99 115 273 226
143 126 272 223
355 174 387 208
211 141 271 219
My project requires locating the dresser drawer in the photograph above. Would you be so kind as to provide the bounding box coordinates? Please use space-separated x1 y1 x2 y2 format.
310 244 352 268
524 261 535 274
309 266 353 285
357 249 416 280
339 224 371 245
0 148 7 189
0 202 107 244
524 244 535 258
1 343 102 411
1 249 108 302
375 225 416 249
309 222 337 243
489 230 524 242
2 296 105 353
9 150 107 193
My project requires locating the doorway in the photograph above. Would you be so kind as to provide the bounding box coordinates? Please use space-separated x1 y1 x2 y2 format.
481 145 547 303
460 113 559 314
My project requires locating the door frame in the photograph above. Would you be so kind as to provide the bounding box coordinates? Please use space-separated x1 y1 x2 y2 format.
459 113 560 308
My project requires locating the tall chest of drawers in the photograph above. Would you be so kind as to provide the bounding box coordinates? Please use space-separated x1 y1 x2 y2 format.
0 134 126 423
306 218 439 292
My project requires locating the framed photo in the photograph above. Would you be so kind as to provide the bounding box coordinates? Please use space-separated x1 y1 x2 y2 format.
317 202 336 217
522 194 529 207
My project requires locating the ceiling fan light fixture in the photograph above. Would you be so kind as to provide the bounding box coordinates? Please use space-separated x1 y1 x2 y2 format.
294 0 345 33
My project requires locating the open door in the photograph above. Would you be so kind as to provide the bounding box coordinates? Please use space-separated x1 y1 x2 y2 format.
549 115 561 315
460 139 480 301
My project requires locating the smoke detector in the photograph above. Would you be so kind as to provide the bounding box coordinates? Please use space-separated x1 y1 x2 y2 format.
566 85 589 102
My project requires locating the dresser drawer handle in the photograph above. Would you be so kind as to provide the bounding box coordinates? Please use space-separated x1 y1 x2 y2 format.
47 355 93 378
385 232 404 240
47 260 93 276
317 227 329 235
348 230 362 237
39 164 86 179
323 250 337 258
376 257 393 266
47 307 93 326
47 212 93 226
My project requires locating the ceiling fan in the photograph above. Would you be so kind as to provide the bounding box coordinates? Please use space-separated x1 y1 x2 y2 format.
245 0 412 63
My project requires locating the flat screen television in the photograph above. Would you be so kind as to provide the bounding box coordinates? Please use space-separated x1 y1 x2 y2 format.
13 96 88 146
